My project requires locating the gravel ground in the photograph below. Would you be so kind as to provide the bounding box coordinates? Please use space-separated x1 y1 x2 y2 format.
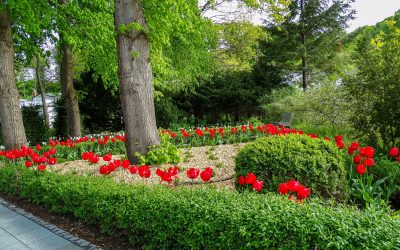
48 143 247 189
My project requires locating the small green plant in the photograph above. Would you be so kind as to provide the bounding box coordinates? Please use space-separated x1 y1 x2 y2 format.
215 162 224 168
135 133 181 165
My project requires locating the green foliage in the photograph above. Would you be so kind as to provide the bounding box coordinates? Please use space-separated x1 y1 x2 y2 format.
344 18 400 149
235 134 349 202
53 98 68 139
135 134 180 165
350 173 394 210
261 83 353 138
74 70 123 134
117 22 145 34
49 141 126 161
21 106 50 145
369 158 400 207
155 96 186 129
0 164 399 249
260 0 355 88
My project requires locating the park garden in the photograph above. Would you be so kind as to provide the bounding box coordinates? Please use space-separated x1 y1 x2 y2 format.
1 0 400 249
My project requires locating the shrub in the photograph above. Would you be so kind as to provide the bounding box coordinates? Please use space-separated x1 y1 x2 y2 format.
135 133 180 165
21 106 51 145
0 165 399 249
235 134 349 202
53 98 68 139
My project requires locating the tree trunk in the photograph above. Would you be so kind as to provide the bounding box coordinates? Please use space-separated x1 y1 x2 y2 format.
0 8 27 149
59 0 81 138
59 41 81 138
114 0 160 164
300 0 307 91
36 54 50 129
301 55 307 91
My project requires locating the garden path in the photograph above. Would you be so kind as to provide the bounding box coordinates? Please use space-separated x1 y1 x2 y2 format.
0 198 98 250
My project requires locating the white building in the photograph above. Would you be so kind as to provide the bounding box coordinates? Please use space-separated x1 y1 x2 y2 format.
20 93 61 126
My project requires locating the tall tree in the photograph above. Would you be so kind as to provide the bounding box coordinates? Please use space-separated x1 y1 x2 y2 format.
114 0 159 163
0 5 27 149
262 0 355 90
58 0 81 138
345 18 400 149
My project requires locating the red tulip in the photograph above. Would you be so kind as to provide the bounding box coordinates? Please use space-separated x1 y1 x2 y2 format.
356 164 366 175
168 166 179 176
347 147 354 155
129 166 137 174
334 135 343 142
287 180 301 192
336 140 345 149
48 158 57 165
360 146 375 158
36 144 41 151
297 185 311 199
278 182 288 195
195 128 204 137
363 158 374 167
121 159 130 169
156 168 164 177
138 165 151 178
353 155 362 164
49 148 56 155
389 147 399 157
252 180 264 192
200 168 212 182
90 156 100 164
245 173 257 185
99 165 109 175
37 165 46 171
25 161 32 168
112 159 121 167
350 142 359 151
103 153 112 161
237 176 245 186
186 168 200 179
82 152 91 160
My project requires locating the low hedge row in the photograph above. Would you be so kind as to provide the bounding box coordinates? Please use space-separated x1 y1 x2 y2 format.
0 165 399 249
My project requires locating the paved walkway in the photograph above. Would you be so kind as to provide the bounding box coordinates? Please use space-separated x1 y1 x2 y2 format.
0 199 99 250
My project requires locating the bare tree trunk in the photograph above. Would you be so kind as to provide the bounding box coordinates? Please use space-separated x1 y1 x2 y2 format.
300 0 307 91
114 0 160 164
58 0 81 138
59 41 81 138
36 54 50 128
0 8 27 149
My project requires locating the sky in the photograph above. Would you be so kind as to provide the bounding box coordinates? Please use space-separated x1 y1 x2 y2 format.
347 0 400 32
203 0 400 33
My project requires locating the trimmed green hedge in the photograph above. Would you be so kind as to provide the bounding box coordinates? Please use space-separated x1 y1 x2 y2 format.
235 134 349 202
0 165 399 249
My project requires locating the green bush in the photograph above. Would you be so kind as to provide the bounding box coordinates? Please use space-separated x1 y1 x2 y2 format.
135 133 180 165
53 98 68 139
235 134 349 202
21 106 51 145
0 165 399 249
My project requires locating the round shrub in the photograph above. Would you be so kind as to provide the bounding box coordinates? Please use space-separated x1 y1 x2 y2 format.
235 134 349 202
